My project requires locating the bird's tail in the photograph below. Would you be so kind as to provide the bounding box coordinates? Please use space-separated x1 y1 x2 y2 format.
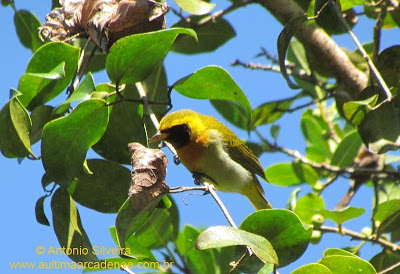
245 185 272 210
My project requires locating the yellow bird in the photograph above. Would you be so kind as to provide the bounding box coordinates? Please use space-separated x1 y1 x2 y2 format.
149 109 272 210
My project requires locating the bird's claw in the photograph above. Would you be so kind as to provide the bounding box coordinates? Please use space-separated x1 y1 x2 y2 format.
173 155 181 165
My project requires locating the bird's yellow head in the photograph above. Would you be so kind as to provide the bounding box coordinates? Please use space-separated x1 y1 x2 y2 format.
149 109 208 148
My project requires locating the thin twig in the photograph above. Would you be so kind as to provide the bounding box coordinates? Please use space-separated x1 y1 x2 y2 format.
316 225 400 251
320 102 341 143
255 129 400 179
372 1 387 63
231 59 324 87
330 0 392 101
378 260 400 274
135 82 178 157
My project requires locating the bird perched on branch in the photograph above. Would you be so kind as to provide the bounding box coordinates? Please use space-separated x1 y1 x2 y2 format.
149 109 272 210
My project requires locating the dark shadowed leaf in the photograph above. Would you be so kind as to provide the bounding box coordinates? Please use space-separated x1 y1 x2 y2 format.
106 28 197 85
30 105 54 144
370 249 400 273
35 195 50 226
92 85 146 164
18 42 80 110
42 99 109 187
174 0 215 15
277 14 307 89
376 46 400 88
173 66 251 119
14 10 43 52
358 97 400 154
240 209 312 268
0 97 32 158
68 159 131 213
51 187 98 263
172 17 235 54
196 226 278 265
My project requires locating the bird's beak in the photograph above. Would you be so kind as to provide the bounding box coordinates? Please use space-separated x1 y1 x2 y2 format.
149 131 168 143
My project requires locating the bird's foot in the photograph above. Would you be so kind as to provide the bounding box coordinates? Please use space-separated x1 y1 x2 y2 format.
173 154 181 165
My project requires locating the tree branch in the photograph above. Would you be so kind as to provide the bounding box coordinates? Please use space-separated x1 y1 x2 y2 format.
378 260 400 274
255 0 368 97
255 129 400 179
315 225 400 251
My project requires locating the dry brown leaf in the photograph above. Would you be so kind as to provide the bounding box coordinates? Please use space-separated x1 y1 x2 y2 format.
40 0 168 51
128 142 169 211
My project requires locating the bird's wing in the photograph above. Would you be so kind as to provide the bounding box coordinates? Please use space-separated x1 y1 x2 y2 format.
226 141 266 180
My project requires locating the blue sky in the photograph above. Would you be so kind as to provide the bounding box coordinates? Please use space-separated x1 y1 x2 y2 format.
1 1 399 273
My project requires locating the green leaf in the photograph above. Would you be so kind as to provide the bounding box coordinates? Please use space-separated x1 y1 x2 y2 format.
373 199 400 224
292 263 331 274
174 0 215 15
358 97 400 154
370 249 400 273
0 97 32 158
301 112 332 157
265 162 319 186
319 254 376 274
18 42 80 110
27 62 65 79
343 95 378 126
376 46 400 88
287 40 311 74
173 66 252 119
211 100 248 129
109 227 156 260
134 198 179 249
14 10 43 52
35 195 50 226
240 209 312 268
30 105 54 144
317 207 365 225
331 131 362 167
271 125 280 141
106 28 197 85
196 226 278 265
294 193 326 225
324 248 358 257
51 187 98 263
141 63 169 115
92 84 146 164
277 14 307 89
53 72 96 115
42 99 109 187
171 17 235 54
250 99 294 129
115 194 166 249
340 0 364 10
176 226 217 274
68 159 131 213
